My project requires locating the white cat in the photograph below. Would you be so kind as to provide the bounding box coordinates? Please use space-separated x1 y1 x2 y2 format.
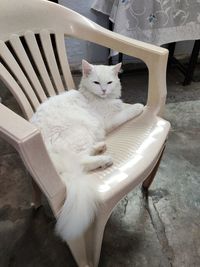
30 60 144 241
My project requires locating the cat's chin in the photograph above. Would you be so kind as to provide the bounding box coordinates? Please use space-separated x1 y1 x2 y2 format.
99 94 107 98
92 92 108 98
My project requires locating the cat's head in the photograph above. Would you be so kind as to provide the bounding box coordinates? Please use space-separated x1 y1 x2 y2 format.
80 60 122 99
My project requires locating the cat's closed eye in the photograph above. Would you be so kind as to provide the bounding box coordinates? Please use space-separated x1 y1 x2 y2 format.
93 81 100 85
107 81 113 84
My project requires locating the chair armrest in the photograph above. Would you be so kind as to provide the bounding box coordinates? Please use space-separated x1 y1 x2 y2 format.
0 103 66 215
0 103 39 147
57 5 169 116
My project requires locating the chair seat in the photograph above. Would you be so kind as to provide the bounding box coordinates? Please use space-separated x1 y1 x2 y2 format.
90 109 170 204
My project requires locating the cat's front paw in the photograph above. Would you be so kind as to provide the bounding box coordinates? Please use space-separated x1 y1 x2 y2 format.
127 103 144 119
133 103 144 114
99 155 113 169
92 142 107 155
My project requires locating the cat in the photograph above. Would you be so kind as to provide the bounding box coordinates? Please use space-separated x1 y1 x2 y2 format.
30 60 144 241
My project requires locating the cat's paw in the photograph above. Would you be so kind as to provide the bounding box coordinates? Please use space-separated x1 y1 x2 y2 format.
99 155 113 169
133 103 144 114
127 103 144 119
82 155 113 172
92 142 107 155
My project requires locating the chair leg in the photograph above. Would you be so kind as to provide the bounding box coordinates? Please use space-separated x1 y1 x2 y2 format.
67 210 111 267
31 179 42 209
142 145 166 198
183 40 200 85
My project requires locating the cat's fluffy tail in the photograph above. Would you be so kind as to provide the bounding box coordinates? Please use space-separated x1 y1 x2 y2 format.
49 148 99 241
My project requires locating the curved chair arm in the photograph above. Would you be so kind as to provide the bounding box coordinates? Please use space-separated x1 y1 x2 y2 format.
56 4 169 115
0 103 66 216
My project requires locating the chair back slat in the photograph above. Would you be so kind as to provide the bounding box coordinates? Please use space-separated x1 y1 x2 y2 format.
24 31 56 97
0 63 34 119
0 41 40 110
9 34 47 103
39 30 65 93
0 0 82 118
55 33 75 90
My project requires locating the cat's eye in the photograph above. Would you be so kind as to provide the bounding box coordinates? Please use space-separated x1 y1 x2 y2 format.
93 81 100 84
107 81 113 84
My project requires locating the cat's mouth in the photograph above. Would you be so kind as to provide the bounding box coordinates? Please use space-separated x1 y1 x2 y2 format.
100 93 107 98
101 89 108 96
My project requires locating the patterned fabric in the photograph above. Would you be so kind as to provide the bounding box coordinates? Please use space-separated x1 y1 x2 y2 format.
92 0 200 45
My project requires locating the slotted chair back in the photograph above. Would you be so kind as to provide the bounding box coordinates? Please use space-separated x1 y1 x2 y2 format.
0 0 75 119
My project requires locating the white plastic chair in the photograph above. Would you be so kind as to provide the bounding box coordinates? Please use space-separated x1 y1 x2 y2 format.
0 0 170 266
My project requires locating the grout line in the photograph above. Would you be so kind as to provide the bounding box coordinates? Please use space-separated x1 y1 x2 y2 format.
122 196 129 216
0 151 18 158
143 195 174 267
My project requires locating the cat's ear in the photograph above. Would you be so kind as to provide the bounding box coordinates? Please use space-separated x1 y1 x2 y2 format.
82 59 93 77
112 63 122 75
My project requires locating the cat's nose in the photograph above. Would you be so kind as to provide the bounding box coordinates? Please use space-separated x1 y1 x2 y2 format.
102 89 106 94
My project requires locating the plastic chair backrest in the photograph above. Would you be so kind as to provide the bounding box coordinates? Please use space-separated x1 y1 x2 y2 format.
0 0 75 119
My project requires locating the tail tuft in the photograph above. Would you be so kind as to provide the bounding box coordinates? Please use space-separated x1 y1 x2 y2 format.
50 149 99 241
55 173 98 241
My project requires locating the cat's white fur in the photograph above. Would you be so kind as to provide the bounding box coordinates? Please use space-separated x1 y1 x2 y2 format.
30 60 144 241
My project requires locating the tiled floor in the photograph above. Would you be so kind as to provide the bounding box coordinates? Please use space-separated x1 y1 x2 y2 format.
0 66 200 267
